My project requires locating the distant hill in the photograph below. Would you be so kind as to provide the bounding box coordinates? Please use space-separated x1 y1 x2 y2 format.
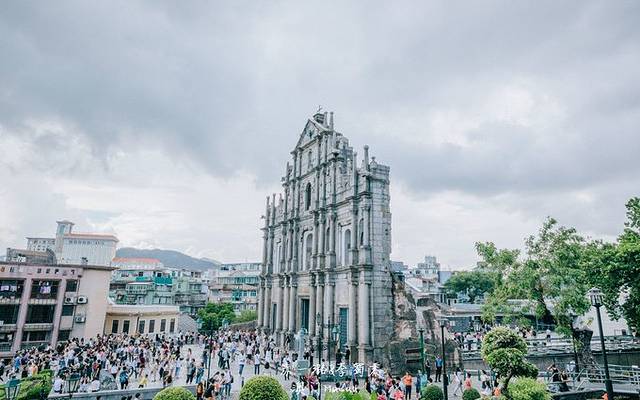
115 247 221 271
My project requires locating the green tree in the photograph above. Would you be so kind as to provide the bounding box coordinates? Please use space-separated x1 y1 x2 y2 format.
586 197 640 334
153 387 195 400
443 270 498 303
480 218 591 335
197 302 236 332
239 376 288 400
236 310 258 323
481 327 538 399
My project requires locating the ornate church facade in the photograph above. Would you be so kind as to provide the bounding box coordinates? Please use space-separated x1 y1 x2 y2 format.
257 111 394 364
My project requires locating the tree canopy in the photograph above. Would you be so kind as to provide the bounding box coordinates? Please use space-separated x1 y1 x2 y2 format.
443 270 498 303
480 218 591 335
197 302 236 332
481 327 538 399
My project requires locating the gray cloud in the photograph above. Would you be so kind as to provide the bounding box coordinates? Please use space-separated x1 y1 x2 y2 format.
1 1 639 265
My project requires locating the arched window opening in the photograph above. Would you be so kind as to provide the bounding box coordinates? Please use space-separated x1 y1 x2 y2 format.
305 233 313 270
305 182 312 210
325 227 331 254
359 218 364 246
344 229 351 266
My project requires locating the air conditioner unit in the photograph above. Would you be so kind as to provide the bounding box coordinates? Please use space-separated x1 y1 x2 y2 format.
76 296 88 304
64 295 76 304
74 315 86 323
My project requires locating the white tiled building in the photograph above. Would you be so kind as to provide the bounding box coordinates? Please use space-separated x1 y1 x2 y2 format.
24 220 118 267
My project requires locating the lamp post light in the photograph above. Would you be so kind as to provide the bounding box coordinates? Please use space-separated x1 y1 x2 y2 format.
588 288 614 400
439 319 450 400
4 378 21 400
66 373 81 399
418 328 425 372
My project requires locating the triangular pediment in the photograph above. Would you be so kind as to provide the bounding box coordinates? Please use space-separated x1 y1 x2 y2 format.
293 118 328 151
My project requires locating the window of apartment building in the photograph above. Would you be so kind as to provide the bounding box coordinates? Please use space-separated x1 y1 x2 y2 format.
148 320 155 333
61 305 75 316
169 318 175 333
30 280 59 299
65 280 78 292
58 330 71 342
160 319 166 332
26 305 55 323
112 320 119 334
0 280 24 298
139 320 145 334
22 330 47 342
0 305 19 324
122 320 130 334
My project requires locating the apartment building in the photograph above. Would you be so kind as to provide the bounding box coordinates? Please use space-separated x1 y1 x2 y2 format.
0 261 114 355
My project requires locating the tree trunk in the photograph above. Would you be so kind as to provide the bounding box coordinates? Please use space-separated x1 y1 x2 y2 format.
572 328 596 369
501 372 514 400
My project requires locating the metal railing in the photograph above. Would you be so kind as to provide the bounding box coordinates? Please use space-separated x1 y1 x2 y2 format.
461 335 640 359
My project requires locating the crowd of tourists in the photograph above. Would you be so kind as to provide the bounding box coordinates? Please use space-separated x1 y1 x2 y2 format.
0 325 555 399
0 332 207 394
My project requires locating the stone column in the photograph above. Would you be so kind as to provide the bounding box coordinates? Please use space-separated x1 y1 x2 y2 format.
265 284 272 331
358 274 371 362
318 213 326 269
315 275 324 340
288 282 297 333
283 280 290 333
329 213 336 268
323 277 335 360
350 205 358 266
257 280 265 328
360 203 371 265
309 275 317 337
276 280 284 333
347 273 358 353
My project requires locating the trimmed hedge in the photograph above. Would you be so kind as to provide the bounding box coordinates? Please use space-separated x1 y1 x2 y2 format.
239 376 288 400
421 384 444 400
0 371 53 400
508 377 551 400
153 386 196 400
462 388 481 400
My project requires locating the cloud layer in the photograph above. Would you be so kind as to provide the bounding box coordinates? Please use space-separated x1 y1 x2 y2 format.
1 1 639 267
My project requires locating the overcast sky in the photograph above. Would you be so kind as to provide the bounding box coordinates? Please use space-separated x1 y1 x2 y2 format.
1 1 639 268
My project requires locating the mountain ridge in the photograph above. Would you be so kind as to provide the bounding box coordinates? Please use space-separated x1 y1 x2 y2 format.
115 247 221 271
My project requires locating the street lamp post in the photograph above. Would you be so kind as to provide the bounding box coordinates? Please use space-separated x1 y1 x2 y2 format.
65 373 81 399
588 288 614 400
4 378 21 400
439 319 449 400
418 328 425 372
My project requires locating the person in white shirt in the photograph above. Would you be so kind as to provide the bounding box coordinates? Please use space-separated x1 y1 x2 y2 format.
53 376 64 394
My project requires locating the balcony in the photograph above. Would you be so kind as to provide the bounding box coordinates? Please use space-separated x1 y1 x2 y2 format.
28 298 57 305
0 324 17 333
20 341 49 350
0 296 21 304
23 323 53 331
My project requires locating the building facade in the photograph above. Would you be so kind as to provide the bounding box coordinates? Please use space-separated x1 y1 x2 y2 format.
104 302 180 336
258 111 394 364
23 220 118 266
109 258 207 316
0 261 114 356
208 268 259 313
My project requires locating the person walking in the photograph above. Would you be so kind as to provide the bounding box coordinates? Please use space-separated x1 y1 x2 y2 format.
434 356 443 383
402 372 413 399
452 367 463 397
